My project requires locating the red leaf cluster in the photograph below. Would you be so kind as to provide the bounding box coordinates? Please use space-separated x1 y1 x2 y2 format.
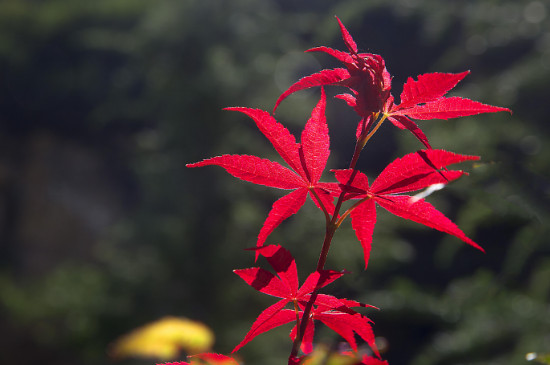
187 16 511 364
274 17 511 149
233 245 378 357
334 149 483 268
188 89 338 251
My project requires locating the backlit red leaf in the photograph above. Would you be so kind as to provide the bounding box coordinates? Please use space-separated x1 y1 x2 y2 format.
297 270 345 297
256 188 308 249
232 301 294 353
335 151 483 267
375 195 484 252
309 187 337 215
289 316 315 354
291 294 379 356
308 309 378 357
225 107 304 177
302 294 357 315
335 16 358 54
335 93 357 106
399 96 511 120
233 267 289 298
370 149 479 195
189 353 240 365
300 88 330 183
234 245 353 353
350 199 377 269
274 68 350 113
192 91 337 249
255 245 299 296
333 168 369 199
187 155 303 190
388 115 432 149
307 46 354 64
396 71 470 111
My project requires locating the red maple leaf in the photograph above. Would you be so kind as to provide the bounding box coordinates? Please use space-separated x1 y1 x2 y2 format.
187 89 338 249
334 149 484 268
379 72 511 148
232 244 366 353
274 17 510 149
274 17 391 118
289 298 379 357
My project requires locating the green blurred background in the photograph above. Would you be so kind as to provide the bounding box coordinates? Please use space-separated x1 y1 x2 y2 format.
0 0 549 364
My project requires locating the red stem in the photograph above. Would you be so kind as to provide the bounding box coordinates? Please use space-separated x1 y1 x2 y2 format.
289 115 374 361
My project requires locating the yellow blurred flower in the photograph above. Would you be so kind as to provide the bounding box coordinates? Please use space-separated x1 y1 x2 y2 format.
110 316 214 360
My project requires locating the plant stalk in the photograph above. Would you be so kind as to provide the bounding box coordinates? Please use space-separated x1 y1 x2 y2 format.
289 114 379 361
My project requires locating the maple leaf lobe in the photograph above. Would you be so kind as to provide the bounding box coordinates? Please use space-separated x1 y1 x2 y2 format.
335 150 484 268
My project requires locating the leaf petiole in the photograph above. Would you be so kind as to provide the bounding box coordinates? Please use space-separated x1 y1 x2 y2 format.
293 300 301 344
358 113 388 150
335 196 371 228
309 187 332 227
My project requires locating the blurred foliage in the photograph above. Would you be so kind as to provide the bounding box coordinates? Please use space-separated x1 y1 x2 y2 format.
0 0 548 365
